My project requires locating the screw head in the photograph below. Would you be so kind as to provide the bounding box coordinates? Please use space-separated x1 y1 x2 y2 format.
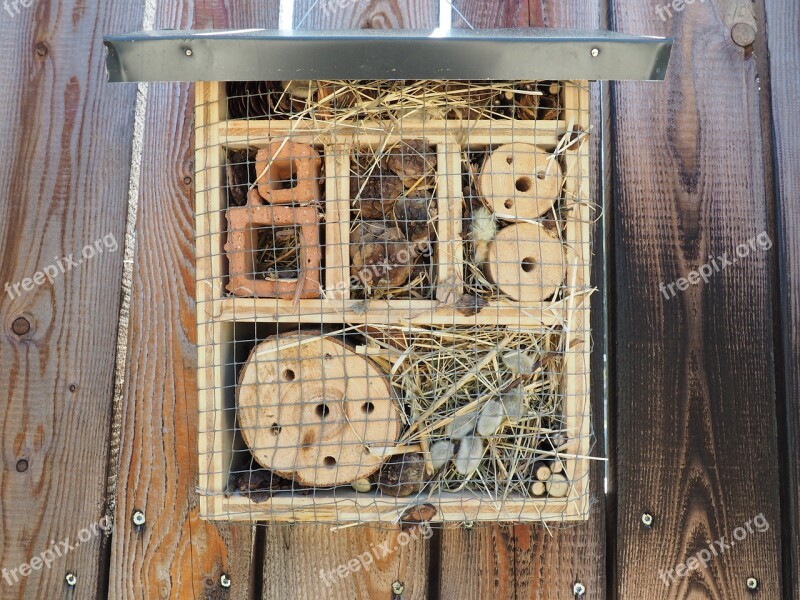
391 581 405 595
573 581 586 596
220 573 231 588
16 459 28 472
11 316 31 336
131 510 146 527
184 48 193 56
65 572 77 586
463 520 475 529
746 577 758 590
641 513 654 527
590 48 600 57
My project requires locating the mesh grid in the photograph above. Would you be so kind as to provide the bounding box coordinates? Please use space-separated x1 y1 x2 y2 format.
194 79 594 526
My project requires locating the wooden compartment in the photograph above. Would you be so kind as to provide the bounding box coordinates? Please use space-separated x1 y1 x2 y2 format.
195 81 592 523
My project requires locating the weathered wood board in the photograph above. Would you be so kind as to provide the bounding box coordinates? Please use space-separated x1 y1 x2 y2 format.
610 0 783 597
0 1 142 597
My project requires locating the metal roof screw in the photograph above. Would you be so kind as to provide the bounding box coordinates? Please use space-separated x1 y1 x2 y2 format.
746 577 758 590
463 520 475 529
220 574 231 589
65 572 77 587
184 48 193 56
590 48 600 57
391 581 405 595
132 510 146 527
641 512 654 527
573 581 586 596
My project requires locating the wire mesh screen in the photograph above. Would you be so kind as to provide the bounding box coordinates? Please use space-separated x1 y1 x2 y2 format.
194 79 593 525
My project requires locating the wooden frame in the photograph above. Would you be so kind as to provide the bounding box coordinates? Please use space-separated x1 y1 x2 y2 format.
195 81 592 522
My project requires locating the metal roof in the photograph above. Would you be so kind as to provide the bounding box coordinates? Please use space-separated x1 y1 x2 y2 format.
104 28 672 82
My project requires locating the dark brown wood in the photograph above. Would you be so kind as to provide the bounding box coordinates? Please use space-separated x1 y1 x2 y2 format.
764 0 800 596
0 2 142 597
610 0 783 597
106 3 277 599
439 3 607 599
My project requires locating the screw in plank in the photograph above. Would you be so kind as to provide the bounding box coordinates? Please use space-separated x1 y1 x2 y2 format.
65 572 77 587
391 581 405 595
220 574 231 589
746 577 758 591
641 512 654 527
11 316 31 336
462 520 475 529
184 48 193 56
573 581 586 596
16 459 28 472
131 510 146 527
590 48 599 57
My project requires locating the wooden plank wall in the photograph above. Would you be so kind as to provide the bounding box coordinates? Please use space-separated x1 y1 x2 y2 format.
0 2 144 598
1 1 798 599
609 0 784 598
765 0 800 597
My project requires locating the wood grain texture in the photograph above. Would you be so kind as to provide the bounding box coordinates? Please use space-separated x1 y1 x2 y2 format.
441 3 606 599
0 1 142 597
107 2 277 599
610 1 782 598
764 0 800 596
253 3 439 599
293 0 439 29
263 526 430 599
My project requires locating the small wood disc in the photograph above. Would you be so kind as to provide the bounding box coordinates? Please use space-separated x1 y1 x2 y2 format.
478 143 563 220
237 333 400 487
484 223 563 302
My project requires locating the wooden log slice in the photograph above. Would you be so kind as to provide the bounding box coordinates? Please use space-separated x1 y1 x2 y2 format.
484 223 564 302
237 333 400 487
478 143 563 220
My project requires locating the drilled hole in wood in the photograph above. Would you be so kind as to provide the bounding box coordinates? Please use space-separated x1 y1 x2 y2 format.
283 369 295 381
323 456 337 468
521 257 537 273
362 402 375 414
271 423 282 435
516 176 532 192
315 404 331 419
504 199 514 209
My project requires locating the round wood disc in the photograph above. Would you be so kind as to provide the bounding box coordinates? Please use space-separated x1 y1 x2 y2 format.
484 223 564 302
478 143 563 220
237 333 400 487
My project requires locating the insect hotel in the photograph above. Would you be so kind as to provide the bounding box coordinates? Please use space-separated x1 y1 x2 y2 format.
105 29 671 524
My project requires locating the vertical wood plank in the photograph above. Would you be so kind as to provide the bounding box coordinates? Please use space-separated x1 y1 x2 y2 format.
764 0 800 595
107 3 278 599
255 4 439 599
441 2 606 599
610 1 783 598
0 1 143 597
